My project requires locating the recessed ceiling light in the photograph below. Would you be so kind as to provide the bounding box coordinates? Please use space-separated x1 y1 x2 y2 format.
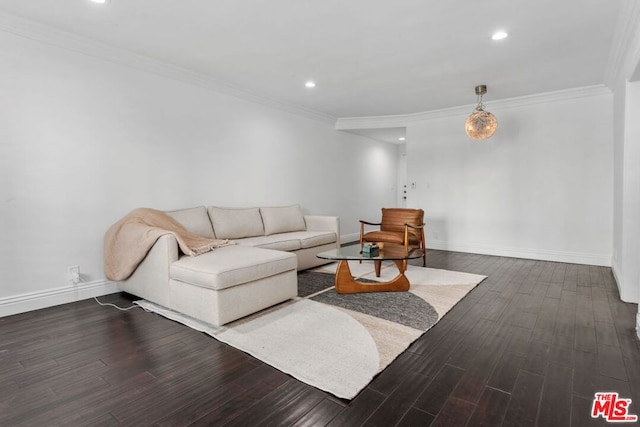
492 31 508 40
305 81 316 88
89 0 109 3
398 137 406 141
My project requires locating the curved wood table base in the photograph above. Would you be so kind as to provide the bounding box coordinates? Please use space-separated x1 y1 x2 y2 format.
335 259 410 294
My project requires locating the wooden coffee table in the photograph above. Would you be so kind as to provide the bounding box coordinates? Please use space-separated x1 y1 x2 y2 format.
316 244 424 294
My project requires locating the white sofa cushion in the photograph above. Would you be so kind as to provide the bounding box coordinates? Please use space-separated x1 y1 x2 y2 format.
282 231 337 249
236 231 336 250
170 245 296 291
260 205 306 236
233 235 302 251
165 206 215 238
208 207 264 239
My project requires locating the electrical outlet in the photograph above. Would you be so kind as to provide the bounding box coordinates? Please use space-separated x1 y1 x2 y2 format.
68 265 80 285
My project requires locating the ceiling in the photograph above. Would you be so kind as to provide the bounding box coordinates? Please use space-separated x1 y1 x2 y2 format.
0 0 622 120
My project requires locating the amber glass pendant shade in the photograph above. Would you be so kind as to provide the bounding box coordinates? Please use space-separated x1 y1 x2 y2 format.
465 109 498 140
465 85 498 140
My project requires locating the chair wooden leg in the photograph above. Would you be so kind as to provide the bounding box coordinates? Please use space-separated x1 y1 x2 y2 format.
420 240 426 267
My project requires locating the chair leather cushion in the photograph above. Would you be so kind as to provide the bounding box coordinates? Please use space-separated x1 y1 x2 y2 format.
362 230 421 245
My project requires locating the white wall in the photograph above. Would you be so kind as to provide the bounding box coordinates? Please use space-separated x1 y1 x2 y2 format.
612 79 640 304
0 30 399 316
610 3 640 306
405 90 614 266
612 77 626 290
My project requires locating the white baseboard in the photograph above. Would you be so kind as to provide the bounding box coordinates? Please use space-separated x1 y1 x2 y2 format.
340 233 615 266
0 280 120 318
341 236 611 266
427 240 611 267
611 259 624 300
610 259 640 303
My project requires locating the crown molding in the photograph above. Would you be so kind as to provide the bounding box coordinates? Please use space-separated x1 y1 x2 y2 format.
335 85 612 130
0 11 336 125
604 1 640 87
0 11 618 131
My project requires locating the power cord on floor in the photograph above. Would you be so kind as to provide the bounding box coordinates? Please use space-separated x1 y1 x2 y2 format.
94 296 139 311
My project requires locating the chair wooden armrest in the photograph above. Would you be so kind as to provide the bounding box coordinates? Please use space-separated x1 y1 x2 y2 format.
360 220 382 245
402 223 426 251
404 223 424 230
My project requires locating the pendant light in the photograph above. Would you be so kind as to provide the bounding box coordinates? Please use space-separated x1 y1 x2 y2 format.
465 85 498 140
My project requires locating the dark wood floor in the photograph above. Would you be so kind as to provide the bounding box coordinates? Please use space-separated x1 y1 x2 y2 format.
1 250 639 426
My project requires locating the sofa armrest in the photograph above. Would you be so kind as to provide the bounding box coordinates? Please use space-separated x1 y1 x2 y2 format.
304 215 340 245
117 233 179 307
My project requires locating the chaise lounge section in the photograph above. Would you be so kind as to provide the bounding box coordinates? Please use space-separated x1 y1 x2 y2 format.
117 205 339 326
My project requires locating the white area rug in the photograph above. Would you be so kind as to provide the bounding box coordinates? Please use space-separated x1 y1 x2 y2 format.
137 263 486 399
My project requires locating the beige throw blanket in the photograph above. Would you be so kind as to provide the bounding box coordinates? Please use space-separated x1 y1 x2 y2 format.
104 208 232 281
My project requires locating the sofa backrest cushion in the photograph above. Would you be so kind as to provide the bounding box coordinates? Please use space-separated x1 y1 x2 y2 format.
208 207 264 239
165 206 215 238
260 205 306 236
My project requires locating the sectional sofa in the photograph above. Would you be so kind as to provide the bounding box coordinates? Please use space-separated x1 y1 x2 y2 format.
117 205 340 326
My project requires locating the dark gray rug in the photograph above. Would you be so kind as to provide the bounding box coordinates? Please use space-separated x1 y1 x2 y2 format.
298 272 439 330
296 271 335 297
297 271 378 297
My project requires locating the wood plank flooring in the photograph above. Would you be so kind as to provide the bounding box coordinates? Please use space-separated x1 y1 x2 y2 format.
1 250 639 426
